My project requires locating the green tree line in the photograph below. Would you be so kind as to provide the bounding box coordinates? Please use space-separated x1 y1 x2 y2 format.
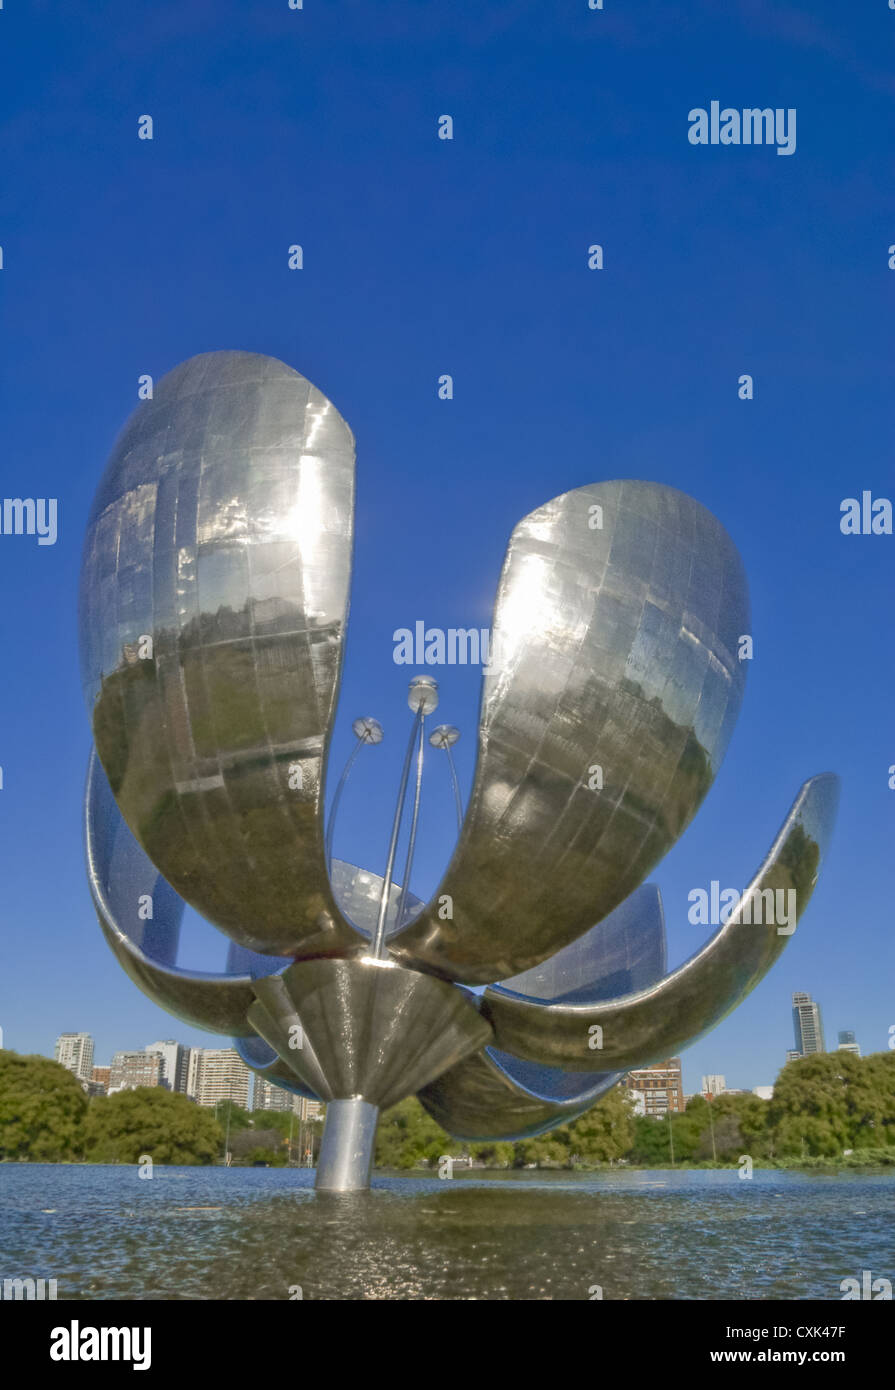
0 1052 321 1166
1 1049 893 1168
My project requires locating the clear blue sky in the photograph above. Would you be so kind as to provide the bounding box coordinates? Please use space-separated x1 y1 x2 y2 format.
1 0 893 1095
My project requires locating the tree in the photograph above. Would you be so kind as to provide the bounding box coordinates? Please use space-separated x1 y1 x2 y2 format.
229 1127 287 1163
243 1147 288 1167
680 1093 771 1163
514 1131 570 1168
467 1140 515 1167
213 1099 252 1133
843 1052 895 1150
768 1052 895 1157
565 1085 636 1162
83 1087 221 1165
716 1093 771 1157
509 1085 634 1168
629 1111 692 1165
375 1097 452 1169
252 1106 324 1162
0 1052 88 1162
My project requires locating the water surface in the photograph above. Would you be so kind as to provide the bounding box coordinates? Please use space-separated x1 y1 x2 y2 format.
1 1165 892 1300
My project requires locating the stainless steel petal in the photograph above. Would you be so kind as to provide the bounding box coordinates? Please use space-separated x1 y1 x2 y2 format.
392 481 749 983
482 773 839 1070
496 882 666 1002
247 957 493 1110
329 858 424 939
234 1034 322 1102
417 1049 624 1141
85 748 258 1036
78 350 363 956
220 858 423 968
247 972 333 1099
419 882 668 1140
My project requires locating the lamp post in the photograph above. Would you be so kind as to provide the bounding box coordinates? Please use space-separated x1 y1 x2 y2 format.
429 725 463 833
325 717 383 873
371 676 438 958
215 1100 232 1165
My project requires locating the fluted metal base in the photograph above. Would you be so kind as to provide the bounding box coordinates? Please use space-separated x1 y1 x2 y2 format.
315 1098 380 1192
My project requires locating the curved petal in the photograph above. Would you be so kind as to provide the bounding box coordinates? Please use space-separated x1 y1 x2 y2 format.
419 882 670 1140
79 349 363 957
417 1048 624 1141
392 481 749 983
496 882 666 1003
234 1035 321 1102
481 773 839 1070
220 850 418 970
329 859 424 940
247 957 492 1110
86 748 259 1036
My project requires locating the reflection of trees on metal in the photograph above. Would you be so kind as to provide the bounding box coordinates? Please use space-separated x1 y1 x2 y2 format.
79 351 839 1191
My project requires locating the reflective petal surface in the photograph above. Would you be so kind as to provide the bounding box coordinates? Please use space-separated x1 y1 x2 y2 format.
482 774 839 1070
417 1049 624 1141
248 958 493 1110
393 481 749 983
418 883 668 1139
234 1035 321 1103
79 350 361 956
85 749 259 1036
78 356 841 1186
496 882 666 1003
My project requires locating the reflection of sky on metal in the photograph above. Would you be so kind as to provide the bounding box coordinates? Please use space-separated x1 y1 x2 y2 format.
393 479 750 983
481 774 839 1074
79 351 361 958
497 883 666 1003
80 351 837 1149
418 1046 626 1141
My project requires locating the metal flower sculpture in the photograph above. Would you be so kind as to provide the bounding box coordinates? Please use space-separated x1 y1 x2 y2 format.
79 351 839 1190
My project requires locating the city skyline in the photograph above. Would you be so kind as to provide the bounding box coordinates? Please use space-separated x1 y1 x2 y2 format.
38 991 870 1104
46 1031 324 1118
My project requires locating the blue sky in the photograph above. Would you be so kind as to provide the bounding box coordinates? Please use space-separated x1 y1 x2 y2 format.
0 0 893 1094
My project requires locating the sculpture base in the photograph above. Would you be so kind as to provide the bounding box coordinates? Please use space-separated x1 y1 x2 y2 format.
315 1098 380 1192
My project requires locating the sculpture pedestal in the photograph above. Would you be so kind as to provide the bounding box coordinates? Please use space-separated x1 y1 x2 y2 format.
315 1098 380 1191
247 956 493 1191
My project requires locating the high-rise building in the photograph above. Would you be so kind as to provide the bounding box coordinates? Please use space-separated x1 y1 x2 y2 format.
145 1040 187 1092
54 1033 94 1082
91 1066 111 1093
752 1085 774 1100
623 1058 683 1116
786 1049 802 1063
191 1048 252 1109
253 1077 300 1114
792 992 825 1055
701 1074 726 1097
185 1048 201 1099
837 1030 861 1058
109 1051 162 1092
